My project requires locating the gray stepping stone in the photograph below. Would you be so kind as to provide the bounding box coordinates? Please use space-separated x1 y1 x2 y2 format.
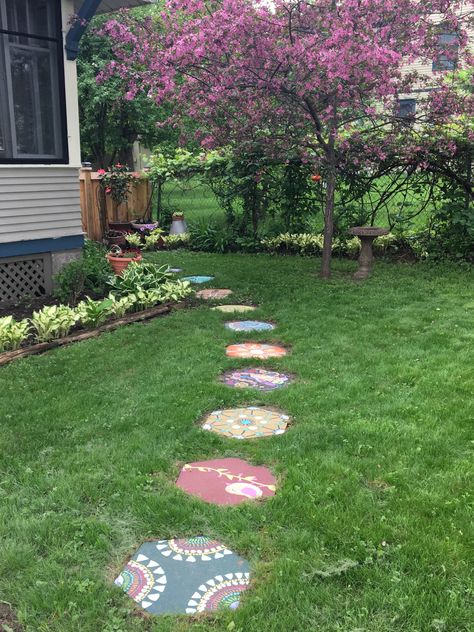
115 536 250 615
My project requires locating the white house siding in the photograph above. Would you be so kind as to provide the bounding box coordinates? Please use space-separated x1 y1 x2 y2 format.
0 167 83 245
0 0 82 251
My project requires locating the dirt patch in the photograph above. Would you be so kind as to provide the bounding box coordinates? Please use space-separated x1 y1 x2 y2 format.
0 602 24 632
0 295 62 320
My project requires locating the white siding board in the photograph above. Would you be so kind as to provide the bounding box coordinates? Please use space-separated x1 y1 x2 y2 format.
0 167 83 244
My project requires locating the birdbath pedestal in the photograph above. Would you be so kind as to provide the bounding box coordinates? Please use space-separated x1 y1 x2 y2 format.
349 226 389 279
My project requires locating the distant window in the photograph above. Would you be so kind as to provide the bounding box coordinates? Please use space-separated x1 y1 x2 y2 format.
0 0 67 163
397 98 416 119
433 31 459 72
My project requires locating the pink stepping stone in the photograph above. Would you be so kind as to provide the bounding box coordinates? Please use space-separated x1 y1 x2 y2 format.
176 457 276 505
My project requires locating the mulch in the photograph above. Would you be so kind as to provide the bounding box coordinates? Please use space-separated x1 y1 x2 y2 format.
0 295 63 321
0 602 24 632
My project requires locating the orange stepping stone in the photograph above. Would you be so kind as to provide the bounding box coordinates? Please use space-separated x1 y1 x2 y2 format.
202 406 290 439
226 343 287 359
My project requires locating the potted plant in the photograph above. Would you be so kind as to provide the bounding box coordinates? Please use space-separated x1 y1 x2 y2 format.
169 211 187 235
106 245 142 275
105 229 127 247
98 165 138 232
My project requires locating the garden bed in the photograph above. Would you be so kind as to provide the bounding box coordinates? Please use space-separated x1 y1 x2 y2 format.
0 303 175 367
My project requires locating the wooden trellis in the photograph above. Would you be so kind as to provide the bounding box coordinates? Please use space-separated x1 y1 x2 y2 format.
79 167 152 241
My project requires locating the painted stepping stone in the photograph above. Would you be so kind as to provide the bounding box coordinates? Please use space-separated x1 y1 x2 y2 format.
169 267 183 273
182 275 214 283
226 343 287 359
225 320 275 332
176 457 276 505
115 536 250 616
202 406 290 439
196 289 233 300
222 368 291 391
212 305 257 313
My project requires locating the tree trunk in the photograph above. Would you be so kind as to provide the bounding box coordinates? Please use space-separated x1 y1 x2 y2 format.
321 151 336 279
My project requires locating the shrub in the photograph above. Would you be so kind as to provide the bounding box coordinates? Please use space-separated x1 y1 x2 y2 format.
54 241 111 303
0 316 30 352
188 219 236 253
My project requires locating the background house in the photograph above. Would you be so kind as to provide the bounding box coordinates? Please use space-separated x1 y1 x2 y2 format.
0 0 149 304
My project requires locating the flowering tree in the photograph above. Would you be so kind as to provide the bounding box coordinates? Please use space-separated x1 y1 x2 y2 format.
101 0 473 277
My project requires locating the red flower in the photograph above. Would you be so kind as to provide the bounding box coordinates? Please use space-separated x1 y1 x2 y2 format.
311 174 322 182
105 187 112 193
115 163 123 168
97 168 106 176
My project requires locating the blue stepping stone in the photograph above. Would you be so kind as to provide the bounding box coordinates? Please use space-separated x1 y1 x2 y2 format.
115 536 250 615
182 275 215 284
225 320 275 332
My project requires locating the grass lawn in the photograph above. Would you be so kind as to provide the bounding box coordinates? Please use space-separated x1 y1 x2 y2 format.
1 253 473 631
162 181 221 223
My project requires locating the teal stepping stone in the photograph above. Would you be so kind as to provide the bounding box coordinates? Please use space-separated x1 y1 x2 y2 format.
182 275 214 283
115 536 250 615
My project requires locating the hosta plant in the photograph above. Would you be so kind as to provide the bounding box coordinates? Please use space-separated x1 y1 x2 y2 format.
107 293 137 318
30 305 78 343
76 297 114 328
108 262 171 297
0 316 30 352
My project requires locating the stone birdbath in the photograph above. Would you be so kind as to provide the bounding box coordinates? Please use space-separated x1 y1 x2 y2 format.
348 226 389 279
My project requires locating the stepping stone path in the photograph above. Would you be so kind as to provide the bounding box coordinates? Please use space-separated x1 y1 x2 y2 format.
183 275 215 283
222 367 291 391
225 320 275 332
196 288 233 300
212 305 257 313
115 536 250 615
226 342 288 359
176 457 276 505
202 406 290 439
115 272 294 618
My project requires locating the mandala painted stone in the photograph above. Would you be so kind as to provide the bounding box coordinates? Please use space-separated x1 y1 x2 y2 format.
226 342 288 359
186 572 250 613
212 305 257 313
176 457 277 505
202 406 290 439
196 289 233 300
156 537 232 561
182 275 214 283
225 320 275 332
115 537 250 616
222 368 291 391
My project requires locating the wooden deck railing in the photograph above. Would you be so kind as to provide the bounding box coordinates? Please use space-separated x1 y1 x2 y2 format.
79 167 152 240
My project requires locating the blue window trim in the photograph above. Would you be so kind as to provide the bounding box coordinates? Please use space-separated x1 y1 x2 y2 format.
0 235 84 258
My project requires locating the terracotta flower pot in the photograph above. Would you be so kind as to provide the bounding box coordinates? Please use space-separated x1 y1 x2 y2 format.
106 251 142 275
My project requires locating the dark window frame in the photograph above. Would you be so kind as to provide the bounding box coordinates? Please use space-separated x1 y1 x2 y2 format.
432 30 459 72
0 0 68 165
396 98 417 119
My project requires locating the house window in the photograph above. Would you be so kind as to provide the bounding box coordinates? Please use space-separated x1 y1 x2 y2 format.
433 31 459 72
397 98 416 119
0 0 67 163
